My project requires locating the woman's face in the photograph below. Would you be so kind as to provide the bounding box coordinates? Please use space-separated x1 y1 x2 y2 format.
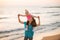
29 17 33 22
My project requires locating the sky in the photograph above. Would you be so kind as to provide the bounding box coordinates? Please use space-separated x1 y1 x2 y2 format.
0 0 60 32
0 0 60 7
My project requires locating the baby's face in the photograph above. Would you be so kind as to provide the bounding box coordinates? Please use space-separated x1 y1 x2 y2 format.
25 9 29 15
25 11 29 15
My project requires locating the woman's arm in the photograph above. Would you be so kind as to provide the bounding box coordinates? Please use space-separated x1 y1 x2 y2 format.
18 14 26 16
31 15 38 18
37 16 40 26
18 14 24 24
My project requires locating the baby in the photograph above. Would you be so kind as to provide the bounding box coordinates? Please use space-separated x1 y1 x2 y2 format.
18 9 38 21
25 9 32 20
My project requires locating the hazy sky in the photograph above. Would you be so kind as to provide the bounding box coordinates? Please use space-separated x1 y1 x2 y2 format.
0 0 60 31
0 0 60 6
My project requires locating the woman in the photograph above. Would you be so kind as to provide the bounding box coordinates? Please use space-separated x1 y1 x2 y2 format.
18 14 40 40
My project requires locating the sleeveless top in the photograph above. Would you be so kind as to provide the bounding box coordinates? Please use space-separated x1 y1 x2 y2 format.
24 22 34 38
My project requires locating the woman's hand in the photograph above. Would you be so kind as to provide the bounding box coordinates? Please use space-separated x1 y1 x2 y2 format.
18 14 26 17
18 14 20 16
37 16 40 19
37 16 40 26
18 14 24 24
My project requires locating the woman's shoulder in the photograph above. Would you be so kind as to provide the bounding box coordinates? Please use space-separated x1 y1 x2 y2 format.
24 22 27 24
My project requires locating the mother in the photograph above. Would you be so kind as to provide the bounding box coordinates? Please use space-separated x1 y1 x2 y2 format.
18 14 40 40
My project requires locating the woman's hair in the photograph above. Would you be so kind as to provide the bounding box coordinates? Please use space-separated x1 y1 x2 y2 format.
26 17 37 27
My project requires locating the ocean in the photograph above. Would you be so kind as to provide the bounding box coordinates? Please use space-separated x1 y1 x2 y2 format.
0 6 60 40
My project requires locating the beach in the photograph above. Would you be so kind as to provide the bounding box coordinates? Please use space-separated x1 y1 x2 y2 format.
0 0 60 40
0 27 60 40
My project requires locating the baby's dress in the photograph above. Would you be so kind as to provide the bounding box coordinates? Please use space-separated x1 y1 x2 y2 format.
27 14 32 20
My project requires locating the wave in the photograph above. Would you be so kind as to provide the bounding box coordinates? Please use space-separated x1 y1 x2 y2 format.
9 36 24 40
0 22 60 34
0 33 23 39
0 28 24 34
52 14 60 16
0 22 60 39
46 12 60 13
0 17 8 19
34 22 60 32
42 6 60 8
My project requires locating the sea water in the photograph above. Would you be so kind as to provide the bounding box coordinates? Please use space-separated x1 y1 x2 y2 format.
0 6 60 40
